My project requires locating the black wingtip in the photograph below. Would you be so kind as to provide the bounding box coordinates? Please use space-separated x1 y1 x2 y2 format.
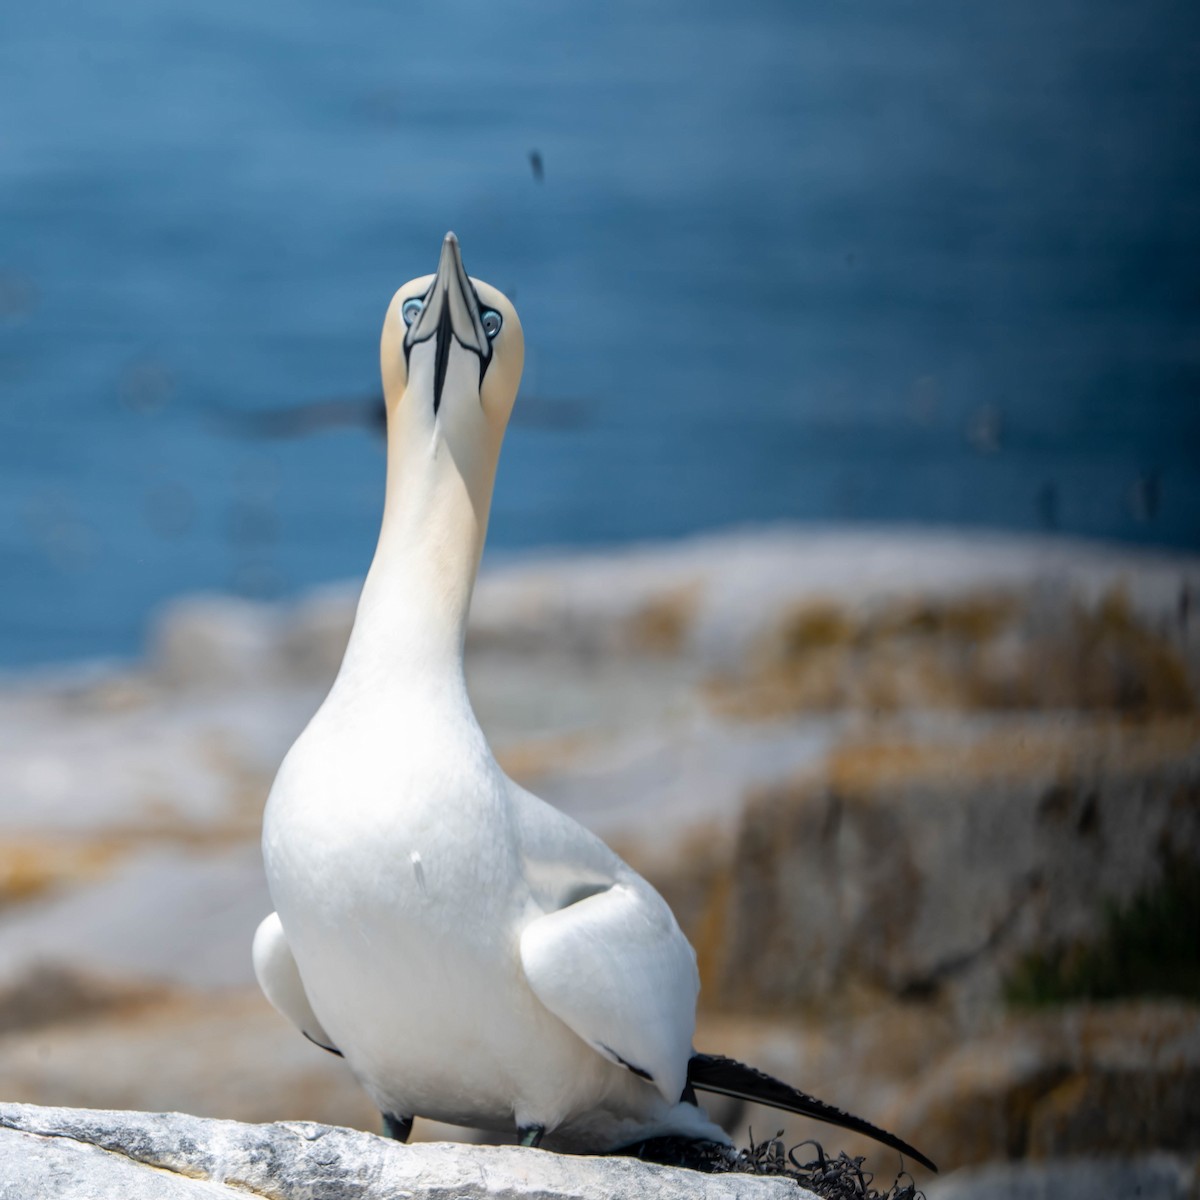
687 1053 937 1174
302 1030 343 1057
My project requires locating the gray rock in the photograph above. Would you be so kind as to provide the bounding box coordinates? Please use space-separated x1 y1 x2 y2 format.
141 527 1200 692
925 1156 1197 1200
2 527 1198 1171
0 844 269 991
0 1102 809 1200
708 724 1200 1012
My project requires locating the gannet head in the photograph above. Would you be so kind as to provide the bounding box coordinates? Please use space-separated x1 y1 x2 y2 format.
373 233 523 605
380 232 523 457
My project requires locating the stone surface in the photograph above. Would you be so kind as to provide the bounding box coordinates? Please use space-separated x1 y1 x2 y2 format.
0 1103 807 1200
0 988 378 1132
925 1156 1198 1200
695 1001 1200 1175
905 1003 1200 1166
136 527 1200 704
699 719 1200 1012
0 527 1197 1177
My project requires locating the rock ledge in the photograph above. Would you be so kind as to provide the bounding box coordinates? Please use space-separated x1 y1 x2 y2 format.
0 1102 808 1199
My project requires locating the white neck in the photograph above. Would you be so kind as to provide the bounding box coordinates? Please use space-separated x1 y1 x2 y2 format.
335 404 498 694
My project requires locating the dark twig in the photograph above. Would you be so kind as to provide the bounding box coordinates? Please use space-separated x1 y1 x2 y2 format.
620 1132 926 1200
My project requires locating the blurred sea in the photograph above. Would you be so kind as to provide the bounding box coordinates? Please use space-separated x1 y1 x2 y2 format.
2 0 1198 667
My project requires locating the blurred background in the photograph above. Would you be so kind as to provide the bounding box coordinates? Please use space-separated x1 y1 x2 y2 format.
1 0 1198 1195
3 0 1199 668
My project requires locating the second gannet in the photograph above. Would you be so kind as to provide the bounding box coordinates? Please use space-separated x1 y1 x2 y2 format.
253 233 935 1170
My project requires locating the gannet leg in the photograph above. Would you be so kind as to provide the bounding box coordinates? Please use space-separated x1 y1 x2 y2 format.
518 1124 545 1148
252 912 339 1055
382 1113 413 1142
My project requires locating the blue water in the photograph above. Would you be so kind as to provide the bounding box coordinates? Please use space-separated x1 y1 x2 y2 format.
2 0 1198 666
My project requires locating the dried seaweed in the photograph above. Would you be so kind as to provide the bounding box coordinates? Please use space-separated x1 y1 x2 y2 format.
622 1132 925 1200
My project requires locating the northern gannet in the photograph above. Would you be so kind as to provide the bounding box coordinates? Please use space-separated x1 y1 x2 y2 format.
253 233 936 1171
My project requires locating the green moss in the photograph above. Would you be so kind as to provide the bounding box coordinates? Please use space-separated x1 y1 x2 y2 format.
1005 856 1200 1006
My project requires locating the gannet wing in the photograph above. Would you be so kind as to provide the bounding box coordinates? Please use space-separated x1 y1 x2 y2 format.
519 876 698 1105
252 912 340 1056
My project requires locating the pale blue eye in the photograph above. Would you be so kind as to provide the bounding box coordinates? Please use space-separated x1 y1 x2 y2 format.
481 310 502 339
402 298 423 326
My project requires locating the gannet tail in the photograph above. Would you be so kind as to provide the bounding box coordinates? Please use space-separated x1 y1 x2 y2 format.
686 1053 937 1173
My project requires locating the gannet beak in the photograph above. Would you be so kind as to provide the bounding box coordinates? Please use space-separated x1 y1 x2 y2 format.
403 231 492 415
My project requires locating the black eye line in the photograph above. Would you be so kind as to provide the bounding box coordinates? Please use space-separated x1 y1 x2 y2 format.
402 281 495 392
469 283 496 386
402 284 435 364
400 290 428 334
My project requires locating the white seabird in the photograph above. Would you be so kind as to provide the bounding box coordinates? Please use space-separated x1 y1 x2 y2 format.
253 233 936 1170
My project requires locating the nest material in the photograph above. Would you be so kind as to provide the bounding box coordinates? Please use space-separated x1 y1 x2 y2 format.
623 1133 925 1200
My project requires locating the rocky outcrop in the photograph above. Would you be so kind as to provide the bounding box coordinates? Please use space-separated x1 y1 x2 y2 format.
143 528 1200 710
698 720 1200 1012
0 527 1197 1175
0 1103 805 1200
925 1156 1197 1200
906 1002 1200 1165
695 1001 1200 1175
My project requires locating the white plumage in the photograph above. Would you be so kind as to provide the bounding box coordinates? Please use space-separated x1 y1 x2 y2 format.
254 233 727 1150
254 234 937 1174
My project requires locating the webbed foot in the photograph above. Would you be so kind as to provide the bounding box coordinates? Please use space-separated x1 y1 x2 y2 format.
518 1124 545 1148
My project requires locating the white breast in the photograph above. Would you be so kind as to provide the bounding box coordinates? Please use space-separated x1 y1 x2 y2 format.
262 693 608 1130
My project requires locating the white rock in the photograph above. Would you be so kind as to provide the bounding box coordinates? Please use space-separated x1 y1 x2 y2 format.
142 526 1200 686
0 1103 809 1200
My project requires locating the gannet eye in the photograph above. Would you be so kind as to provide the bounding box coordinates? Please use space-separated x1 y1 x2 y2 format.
402 298 424 326
481 310 503 339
